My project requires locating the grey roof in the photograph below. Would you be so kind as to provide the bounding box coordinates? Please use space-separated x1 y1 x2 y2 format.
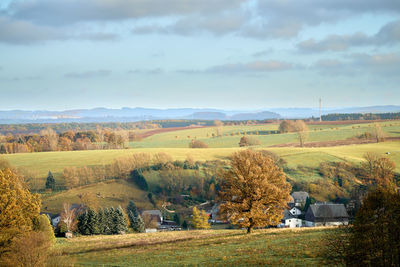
291 191 309 202
283 210 296 220
308 203 348 219
142 210 162 217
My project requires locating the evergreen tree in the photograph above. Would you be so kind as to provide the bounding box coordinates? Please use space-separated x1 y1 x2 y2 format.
103 208 112 235
182 220 188 230
136 215 145 233
127 200 138 218
107 207 116 234
86 208 99 235
77 211 90 235
127 200 139 229
97 208 106 234
303 197 312 212
113 206 128 234
173 213 181 225
45 171 56 190
130 169 148 191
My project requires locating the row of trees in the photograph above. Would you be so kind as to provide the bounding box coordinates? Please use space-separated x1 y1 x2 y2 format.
321 112 400 121
77 207 128 235
0 127 143 154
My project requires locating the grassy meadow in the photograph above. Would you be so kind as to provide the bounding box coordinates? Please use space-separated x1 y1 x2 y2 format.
55 227 334 266
41 179 153 213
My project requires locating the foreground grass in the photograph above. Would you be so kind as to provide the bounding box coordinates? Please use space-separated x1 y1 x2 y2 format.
56 228 333 266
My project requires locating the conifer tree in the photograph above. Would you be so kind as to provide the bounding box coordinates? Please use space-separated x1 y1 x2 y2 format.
107 207 116 234
136 215 145 233
113 206 128 234
173 213 181 225
127 200 139 228
87 208 99 235
97 208 106 234
45 171 56 190
77 211 90 235
130 169 148 191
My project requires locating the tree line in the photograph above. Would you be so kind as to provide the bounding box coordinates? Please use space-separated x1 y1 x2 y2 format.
321 112 400 121
0 127 144 154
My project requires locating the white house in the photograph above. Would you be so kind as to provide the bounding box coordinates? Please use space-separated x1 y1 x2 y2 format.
278 210 302 228
51 215 60 227
289 206 302 216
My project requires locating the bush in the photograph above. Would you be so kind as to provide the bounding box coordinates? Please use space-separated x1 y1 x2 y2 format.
3 231 52 267
33 214 56 244
238 136 260 147
189 140 208 148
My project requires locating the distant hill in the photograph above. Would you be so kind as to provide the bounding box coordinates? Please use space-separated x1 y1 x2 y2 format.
0 107 280 124
0 105 399 124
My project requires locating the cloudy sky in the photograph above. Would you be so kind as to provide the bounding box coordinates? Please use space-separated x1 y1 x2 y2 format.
0 0 399 110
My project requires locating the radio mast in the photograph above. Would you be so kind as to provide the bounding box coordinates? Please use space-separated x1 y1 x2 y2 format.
319 98 322 122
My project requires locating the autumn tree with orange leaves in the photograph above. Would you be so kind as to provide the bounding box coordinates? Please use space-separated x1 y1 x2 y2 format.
219 150 291 233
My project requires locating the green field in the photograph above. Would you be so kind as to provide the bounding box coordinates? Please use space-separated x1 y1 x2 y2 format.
41 179 153 213
129 122 400 148
2 121 400 214
55 228 334 266
4 141 399 181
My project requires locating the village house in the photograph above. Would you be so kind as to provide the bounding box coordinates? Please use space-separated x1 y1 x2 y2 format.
278 210 302 228
289 206 302 216
305 203 349 227
142 210 163 225
289 191 309 207
142 210 163 232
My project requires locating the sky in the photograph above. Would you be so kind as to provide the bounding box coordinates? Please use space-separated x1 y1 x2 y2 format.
0 0 399 111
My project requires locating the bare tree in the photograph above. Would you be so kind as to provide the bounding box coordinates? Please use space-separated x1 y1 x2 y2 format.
60 203 77 232
294 120 308 147
372 123 385 142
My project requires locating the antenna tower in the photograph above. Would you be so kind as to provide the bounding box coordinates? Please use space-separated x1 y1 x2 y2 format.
319 98 322 122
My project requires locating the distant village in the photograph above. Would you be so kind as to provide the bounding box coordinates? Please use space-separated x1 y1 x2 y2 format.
45 191 349 237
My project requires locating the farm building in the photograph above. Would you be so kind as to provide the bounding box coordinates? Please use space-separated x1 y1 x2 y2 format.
142 210 163 225
305 203 349 227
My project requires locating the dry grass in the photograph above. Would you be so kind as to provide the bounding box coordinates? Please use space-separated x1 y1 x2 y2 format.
55 227 336 266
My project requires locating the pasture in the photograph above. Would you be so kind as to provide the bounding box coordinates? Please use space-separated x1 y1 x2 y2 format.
41 179 153 213
54 227 334 266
